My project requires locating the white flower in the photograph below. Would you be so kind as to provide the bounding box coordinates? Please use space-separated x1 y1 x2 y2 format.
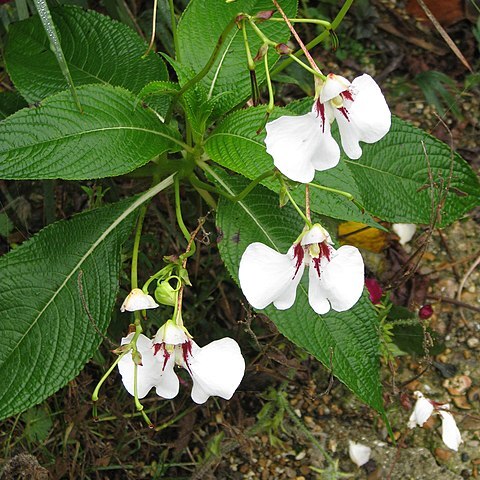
438 407 463 451
120 288 159 312
408 391 434 429
348 440 371 467
408 391 463 451
238 224 364 315
264 73 391 183
117 321 245 404
392 223 416 246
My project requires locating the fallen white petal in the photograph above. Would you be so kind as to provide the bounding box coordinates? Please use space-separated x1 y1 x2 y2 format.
392 223 416 246
239 242 303 311
348 440 371 467
120 288 159 312
187 338 245 404
408 391 434 429
438 409 463 451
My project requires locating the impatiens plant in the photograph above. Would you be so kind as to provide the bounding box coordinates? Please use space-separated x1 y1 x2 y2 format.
0 0 479 440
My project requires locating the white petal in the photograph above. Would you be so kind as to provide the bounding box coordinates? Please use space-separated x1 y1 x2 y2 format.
392 223 416 246
117 333 163 399
335 74 391 159
154 320 189 346
239 242 303 310
408 391 434 429
439 410 462 451
120 288 159 312
265 112 339 183
308 263 331 314
320 74 351 103
348 441 371 467
309 246 364 313
187 338 245 404
154 354 179 399
301 224 331 245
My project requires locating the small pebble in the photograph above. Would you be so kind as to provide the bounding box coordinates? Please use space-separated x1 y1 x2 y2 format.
467 337 479 349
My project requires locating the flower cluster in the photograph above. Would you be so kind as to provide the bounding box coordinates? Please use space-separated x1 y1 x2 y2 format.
239 224 364 314
265 73 391 183
409 391 463 451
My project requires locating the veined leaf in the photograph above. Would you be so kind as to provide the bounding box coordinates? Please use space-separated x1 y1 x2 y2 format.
177 0 297 117
214 169 383 412
0 91 28 120
0 85 182 180
5 6 167 103
0 175 174 420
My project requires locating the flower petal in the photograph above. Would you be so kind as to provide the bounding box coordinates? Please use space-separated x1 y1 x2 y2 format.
320 245 364 312
265 112 339 183
320 73 351 103
439 409 462 451
154 319 189 345
301 224 331 245
307 264 331 314
348 440 371 467
118 333 163 399
239 242 303 310
120 288 159 312
335 74 391 159
154 354 179 399
187 338 245 404
392 223 416 246
408 391 434 429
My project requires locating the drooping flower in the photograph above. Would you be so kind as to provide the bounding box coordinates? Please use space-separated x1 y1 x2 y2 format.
408 391 463 451
264 73 391 183
238 224 364 315
348 440 371 467
120 288 159 312
117 321 245 404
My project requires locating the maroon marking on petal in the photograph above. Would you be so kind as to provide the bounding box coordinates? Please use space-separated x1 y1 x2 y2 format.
293 243 305 279
341 90 354 102
182 341 193 373
338 107 350 121
312 257 322 278
314 98 326 133
320 242 331 262
153 343 163 356
162 350 170 371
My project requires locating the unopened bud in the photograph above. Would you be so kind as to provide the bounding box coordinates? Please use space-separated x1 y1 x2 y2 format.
178 267 191 286
235 13 246 23
419 304 433 320
155 280 177 306
254 43 269 62
111 344 131 355
256 10 275 20
132 350 143 366
275 43 293 55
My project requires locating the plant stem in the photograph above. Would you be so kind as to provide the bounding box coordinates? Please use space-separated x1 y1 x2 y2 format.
144 0 159 57
91 351 128 404
131 204 148 290
174 176 191 243
268 17 331 28
168 0 180 60
264 50 275 114
287 53 324 78
282 185 312 227
307 182 365 212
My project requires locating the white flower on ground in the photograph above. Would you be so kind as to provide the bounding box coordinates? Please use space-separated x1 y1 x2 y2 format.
238 224 364 315
120 288 159 312
408 391 434 429
264 73 391 183
348 440 371 467
392 223 416 246
117 321 245 404
438 407 463 451
408 391 463 451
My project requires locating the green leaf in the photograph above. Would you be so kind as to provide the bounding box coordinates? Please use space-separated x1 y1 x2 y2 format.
345 116 480 227
214 169 383 413
0 176 174 421
21 406 53 443
204 105 380 227
0 91 28 120
0 84 182 180
5 6 167 103
177 0 297 117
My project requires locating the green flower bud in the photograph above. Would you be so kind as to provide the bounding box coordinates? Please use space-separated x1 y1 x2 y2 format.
155 280 177 306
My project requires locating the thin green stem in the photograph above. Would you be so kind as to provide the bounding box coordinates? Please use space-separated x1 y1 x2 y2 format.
283 186 312 227
168 0 180 61
165 18 237 122
270 0 354 77
287 53 324 78
174 177 191 242
131 204 148 290
247 18 276 46
15 0 29 20
264 50 275 114
268 17 331 28
241 20 256 70
307 182 365 212
92 351 128 403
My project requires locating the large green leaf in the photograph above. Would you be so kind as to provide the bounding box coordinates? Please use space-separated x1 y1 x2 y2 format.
204 105 379 227
0 91 28 120
0 176 174 421
177 0 297 117
213 169 383 413
0 85 182 180
5 5 167 103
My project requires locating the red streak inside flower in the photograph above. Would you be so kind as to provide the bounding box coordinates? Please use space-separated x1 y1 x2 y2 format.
293 243 305 279
338 107 350 121
314 98 326 133
341 90 354 102
320 242 331 261
182 341 193 372
153 342 170 371
153 343 163 356
312 242 331 278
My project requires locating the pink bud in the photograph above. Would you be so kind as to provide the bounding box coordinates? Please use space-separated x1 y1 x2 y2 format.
275 43 293 55
256 10 275 20
419 304 433 320
365 278 383 304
